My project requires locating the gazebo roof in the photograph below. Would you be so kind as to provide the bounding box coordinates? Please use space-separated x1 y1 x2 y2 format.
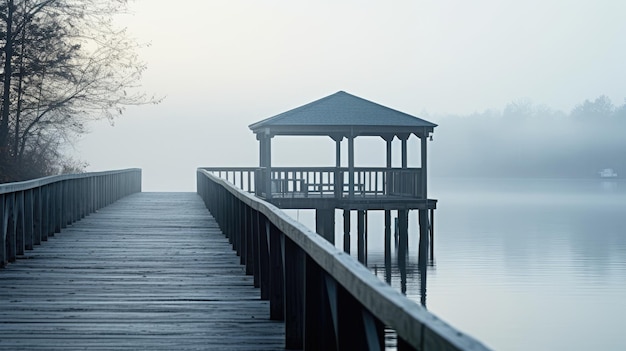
249 91 437 138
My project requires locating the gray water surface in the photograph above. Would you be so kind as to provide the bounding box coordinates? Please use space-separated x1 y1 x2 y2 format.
287 178 626 350
380 178 626 351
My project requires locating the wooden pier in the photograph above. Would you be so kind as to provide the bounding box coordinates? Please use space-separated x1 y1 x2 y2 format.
0 192 284 350
0 91 492 350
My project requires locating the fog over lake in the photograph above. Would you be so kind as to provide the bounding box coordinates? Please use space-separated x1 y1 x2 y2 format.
70 1 625 350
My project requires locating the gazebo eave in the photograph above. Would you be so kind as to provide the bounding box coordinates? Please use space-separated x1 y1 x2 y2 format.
252 125 435 139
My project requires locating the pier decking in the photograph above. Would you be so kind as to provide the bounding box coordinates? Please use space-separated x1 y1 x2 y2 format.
0 192 284 350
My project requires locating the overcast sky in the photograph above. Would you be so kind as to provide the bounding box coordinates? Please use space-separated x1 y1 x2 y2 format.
74 0 626 191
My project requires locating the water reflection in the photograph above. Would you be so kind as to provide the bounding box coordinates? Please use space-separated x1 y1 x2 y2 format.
370 247 434 307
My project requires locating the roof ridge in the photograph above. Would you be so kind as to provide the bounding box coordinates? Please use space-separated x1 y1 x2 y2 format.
249 91 437 133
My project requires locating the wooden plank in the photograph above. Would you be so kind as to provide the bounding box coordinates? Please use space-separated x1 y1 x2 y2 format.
0 192 284 350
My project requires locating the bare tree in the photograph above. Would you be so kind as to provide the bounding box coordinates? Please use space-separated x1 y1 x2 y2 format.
1 0 159 182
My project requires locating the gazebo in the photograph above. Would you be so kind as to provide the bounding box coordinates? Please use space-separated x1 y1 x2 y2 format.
248 91 437 264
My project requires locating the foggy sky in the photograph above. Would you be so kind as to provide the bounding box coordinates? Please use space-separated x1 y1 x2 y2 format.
74 0 626 191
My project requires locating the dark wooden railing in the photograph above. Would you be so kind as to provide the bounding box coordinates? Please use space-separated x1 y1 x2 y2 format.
200 166 424 200
197 169 488 351
1 168 142 267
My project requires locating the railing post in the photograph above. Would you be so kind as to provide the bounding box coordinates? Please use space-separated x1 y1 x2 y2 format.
33 187 42 245
245 206 254 276
304 255 337 350
24 189 34 250
0 194 6 266
6 194 17 262
41 185 49 241
269 222 284 320
15 191 26 255
252 209 260 288
259 215 270 300
337 284 385 350
283 235 305 349
240 201 248 267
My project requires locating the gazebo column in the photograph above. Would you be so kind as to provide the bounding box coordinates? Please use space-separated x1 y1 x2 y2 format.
418 131 430 265
348 135 355 199
382 135 394 282
331 135 343 199
258 133 273 199
397 134 410 262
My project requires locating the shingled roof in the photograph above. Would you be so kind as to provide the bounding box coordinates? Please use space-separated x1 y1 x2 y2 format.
249 91 437 138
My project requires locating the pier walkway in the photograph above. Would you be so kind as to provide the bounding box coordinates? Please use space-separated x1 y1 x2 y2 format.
0 192 284 350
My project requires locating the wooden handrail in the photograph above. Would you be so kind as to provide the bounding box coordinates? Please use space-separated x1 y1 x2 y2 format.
1 169 142 267
197 169 489 351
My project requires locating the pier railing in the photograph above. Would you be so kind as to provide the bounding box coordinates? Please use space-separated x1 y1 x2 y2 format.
197 169 487 351
200 166 424 200
1 168 142 267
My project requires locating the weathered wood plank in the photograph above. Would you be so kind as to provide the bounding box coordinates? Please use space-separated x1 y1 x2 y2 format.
0 192 284 350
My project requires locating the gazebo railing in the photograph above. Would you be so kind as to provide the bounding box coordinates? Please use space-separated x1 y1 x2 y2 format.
200 167 424 200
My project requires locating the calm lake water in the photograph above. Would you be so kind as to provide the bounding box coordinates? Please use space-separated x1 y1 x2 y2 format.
289 178 626 350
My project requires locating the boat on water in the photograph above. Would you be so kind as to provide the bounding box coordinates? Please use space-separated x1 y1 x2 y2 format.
599 168 618 178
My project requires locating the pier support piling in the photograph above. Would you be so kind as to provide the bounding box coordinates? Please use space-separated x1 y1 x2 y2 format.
343 210 350 254
357 210 367 264
315 209 335 244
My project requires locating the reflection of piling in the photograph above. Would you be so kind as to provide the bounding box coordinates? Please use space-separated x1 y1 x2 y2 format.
430 208 435 261
418 209 429 267
397 210 409 295
418 210 429 307
318 206 434 302
384 210 392 284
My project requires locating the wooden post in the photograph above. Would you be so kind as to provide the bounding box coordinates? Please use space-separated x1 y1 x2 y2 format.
418 209 430 273
283 235 305 349
252 209 261 288
258 133 273 199
33 187 41 246
430 208 435 261
384 210 392 284
24 189 34 250
41 185 49 241
15 191 25 256
259 215 270 300
398 209 409 294
0 194 6 266
7 194 16 262
401 136 408 169
357 210 366 264
337 284 384 350
315 209 335 244
421 129 428 199
266 135 272 200
245 206 254 276
342 210 350 254
269 223 284 320
304 255 337 350
334 136 342 199
348 136 355 198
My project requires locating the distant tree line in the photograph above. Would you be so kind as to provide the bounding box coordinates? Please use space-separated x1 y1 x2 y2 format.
430 96 626 179
0 0 157 183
